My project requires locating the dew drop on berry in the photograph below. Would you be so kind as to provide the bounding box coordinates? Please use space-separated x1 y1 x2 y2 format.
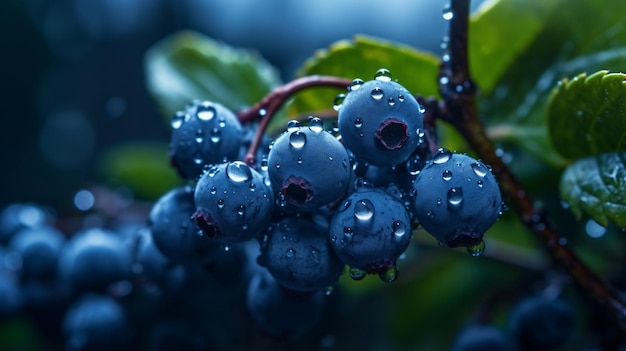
418 104 426 114
378 265 398 283
171 111 186 129
374 68 392 82
226 161 253 182
370 87 384 100
442 5 454 20
193 152 203 165
196 104 216 121
207 165 219 177
432 148 453 164
309 117 324 133
260 158 268 171
354 118 363 129
339 199 351 213
398 94 405 102
289 131 306 149
447 187 463 208
466 240 485 257
442 170 453 181
354 199 374 222
333 94 346 111
285 248 295 258
324 285 334 296
287 120 300 132
210 186 217 195
297 157 303 164
426 210 435 218
275 162 281 169
349 267 367 280
195 129 204 143
477 180 484 188
350 78 364 91
343 227 354 240
393 220 407 238
249 183 256 192
471 161 488 177
217 199 225 209
387 97 396 106
209 128 222 143
218 117 226 128
236 205 246 217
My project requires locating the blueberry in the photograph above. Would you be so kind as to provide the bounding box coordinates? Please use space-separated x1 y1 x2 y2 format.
0 268 21 317
149 186 220 265
507 295 575 350
0 203 52 244
412 148 502 248
328 184 412 281
267 118 352 211
259 215 344 291
169 100 244 179
8 225 65 280
451 324 515 351
337 75 424 166
193 161 274 243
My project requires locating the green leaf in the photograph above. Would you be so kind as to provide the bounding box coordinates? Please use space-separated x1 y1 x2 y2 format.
99 142 183 200
144 30 282 121
469 0 559 94
289 35 440 117
548 71 626 160
560 152 626 228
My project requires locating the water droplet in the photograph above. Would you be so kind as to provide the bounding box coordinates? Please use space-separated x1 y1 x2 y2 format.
349 267 367 280
309 117 324 132
260 158 269 171
432 148 453 164
447 187 463 209
371 87 384 100
398 94 405 102
278 192 287 207
195 129 205 143
374 68 392 82
406 156 423 176
226 161 253 183
286 248 295 258
217 199 225 209
196 103 216 121
343 227 354 240
289 131 306 149
442 5 454 20
193 152 203 165
324 285 334 296
418 104 426 114
171 111 186 129
436 198 442 206
223 244 231 252
275 162 281 169
471 161 488 177
466 240 485 257
207 166 219 177
393 221 406 238
426 210 435 219
218 117 226 128
439 76 450 85
378 265 398 283
333 94 346 111
350 78 364 91
477 180 484 188
210 128 221 143
249 183 256 192
258 108 267 117
387 97 396 106
339 199 351 212
354 118 363 129
210 186 217 195
297 157 303 164
287 120 300 132
354 199 374 222
354 177 373 189
442 170 453 181
236 205 246 217
330 235 337 243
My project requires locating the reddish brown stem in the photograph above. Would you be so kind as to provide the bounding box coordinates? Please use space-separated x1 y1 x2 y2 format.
439 0 626 329
237 75 351 167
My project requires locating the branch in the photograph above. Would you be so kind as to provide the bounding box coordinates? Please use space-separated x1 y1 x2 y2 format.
439 0 626 329
236 75 351 167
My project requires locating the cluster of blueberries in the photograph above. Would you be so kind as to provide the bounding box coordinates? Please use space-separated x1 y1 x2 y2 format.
1 70 577 350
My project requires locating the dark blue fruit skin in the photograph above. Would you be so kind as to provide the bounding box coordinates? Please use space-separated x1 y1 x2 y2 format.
194 161 274 243
63 293 130 351
0 203 51 244
412 150 502 247
245 269 325 339
507 295 575 350
0 267 21 317
169 100 243 180
57 228 133 292
259 216 344 292
267 122 351 211
328 187 412 272
337 79 424 166
149 186 220 265
8 225 65 280
451 324 516 351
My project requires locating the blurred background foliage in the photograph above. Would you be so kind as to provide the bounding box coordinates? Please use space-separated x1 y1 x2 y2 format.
2 0 626 350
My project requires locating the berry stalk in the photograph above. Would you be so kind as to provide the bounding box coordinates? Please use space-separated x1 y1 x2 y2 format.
438 0 626 330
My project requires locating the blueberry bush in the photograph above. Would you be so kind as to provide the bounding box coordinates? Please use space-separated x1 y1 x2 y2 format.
2 0 626 350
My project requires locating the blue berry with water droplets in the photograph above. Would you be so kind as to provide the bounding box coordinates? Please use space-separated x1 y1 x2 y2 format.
412 148 502 248
169 100 243 179
259 215 344 292
267 118 351 211
328 185 412 276
337 76 424 166
193 161 274 243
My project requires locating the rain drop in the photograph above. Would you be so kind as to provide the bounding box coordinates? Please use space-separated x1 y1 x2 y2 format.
210 186 217 195
392 221 406 238
471 161 488 177
195 129 205 143
249 183 256 192
432 148 453 164
333 94 346 111
217 199 225 209
297 157 303 164
258 108 267 117
387 97 396 106
354 177 373 189
343 227 354 240
339 199 351 213
466 241 485 257
286 248 295 258
349 267 367 280
309 117 324 132
196 103 216 121
354 118 363 129
209 128 222 143
374 68 392 82
371 87 384 100
447 187 463 209
287 120 300 132
226 161 253 182
193 152 203 165
236 205 246 217
378 265 398 283
354 199 374 222
442 5 454 20
418 104 426 114
218 117 226 128
171 111 186 129
289 131 306 149
350 78 364 91
442 170 453 181
207 166 219 177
